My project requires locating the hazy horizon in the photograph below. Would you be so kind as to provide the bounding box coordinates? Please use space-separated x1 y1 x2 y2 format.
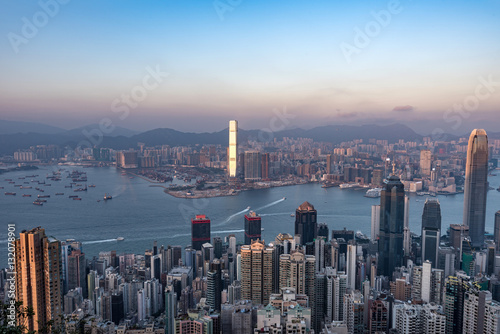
1 0 499 134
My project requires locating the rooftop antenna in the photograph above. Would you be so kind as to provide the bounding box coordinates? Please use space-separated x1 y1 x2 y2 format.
392 162 396 175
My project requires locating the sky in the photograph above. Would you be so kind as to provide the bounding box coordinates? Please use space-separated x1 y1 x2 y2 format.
0 0 499 134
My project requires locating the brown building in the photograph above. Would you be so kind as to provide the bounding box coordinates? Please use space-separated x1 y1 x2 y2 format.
449 224 469 249
15 227 62 333
261 153 270 180
240 240 274 305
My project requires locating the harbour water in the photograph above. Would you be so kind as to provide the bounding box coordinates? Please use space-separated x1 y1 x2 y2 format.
1 166 500 267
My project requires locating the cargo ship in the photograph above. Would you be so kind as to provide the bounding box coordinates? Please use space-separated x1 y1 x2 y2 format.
5 192 16 196
33 201 43 206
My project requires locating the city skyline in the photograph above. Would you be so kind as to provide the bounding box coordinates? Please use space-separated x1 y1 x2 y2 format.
2 0 500 332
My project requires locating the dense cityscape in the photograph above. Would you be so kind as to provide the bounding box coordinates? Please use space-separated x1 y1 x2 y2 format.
2 121 500 333
2 0 499 333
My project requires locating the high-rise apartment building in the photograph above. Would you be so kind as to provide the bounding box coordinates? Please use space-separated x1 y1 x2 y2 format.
463 129 489 248
343 290 364 334
240 240 274 305
15 227 63 333
228 120 238 178
279 249 315 297
463 290 500 334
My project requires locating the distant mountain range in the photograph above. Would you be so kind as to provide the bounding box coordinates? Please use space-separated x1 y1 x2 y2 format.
0 119 498 156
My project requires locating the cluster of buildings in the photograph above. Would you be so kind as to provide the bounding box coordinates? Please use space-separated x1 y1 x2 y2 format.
2 129 500 333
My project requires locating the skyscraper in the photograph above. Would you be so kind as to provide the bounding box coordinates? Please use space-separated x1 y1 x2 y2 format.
191 214 211 251
228 120 238 178
15 227 62 333
371 205 380 241
244 151 262 180
420 149 432 176
244 211 261 245
463 129 489 248
240 240 274 305
422 199 442 267
295 201 317 245
279 249 315 296
494 210 500 252
378 165 405 277
207 259 222 311
67 249 87 298
261 152 270 179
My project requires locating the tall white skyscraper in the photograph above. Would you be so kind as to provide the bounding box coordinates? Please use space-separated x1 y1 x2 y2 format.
228 120 238 178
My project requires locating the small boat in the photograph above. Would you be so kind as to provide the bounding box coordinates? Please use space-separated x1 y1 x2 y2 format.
5 192 16 196
97 200 101 202
33 201 43 206
55 193 64 195
246 206 251 210
22 194 32 197
497 186 500 192
290 213 295 217
0 187 4 189
88 184 96 188
116 237 125 241
104 194 112 200
283 197 286 200
73 197 82 201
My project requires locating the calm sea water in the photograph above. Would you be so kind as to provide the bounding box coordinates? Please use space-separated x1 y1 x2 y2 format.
1 166 499 267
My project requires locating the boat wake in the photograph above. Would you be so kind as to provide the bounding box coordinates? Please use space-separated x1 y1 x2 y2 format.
212 229 244 234
83 238 118 245
260 212 289 217
214 207 250 227
254 198 285 212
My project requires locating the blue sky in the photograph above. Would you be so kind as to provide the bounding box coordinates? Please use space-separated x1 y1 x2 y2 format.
0 0 499 133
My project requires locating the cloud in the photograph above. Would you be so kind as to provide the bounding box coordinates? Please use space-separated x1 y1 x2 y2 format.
392 105 414 112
